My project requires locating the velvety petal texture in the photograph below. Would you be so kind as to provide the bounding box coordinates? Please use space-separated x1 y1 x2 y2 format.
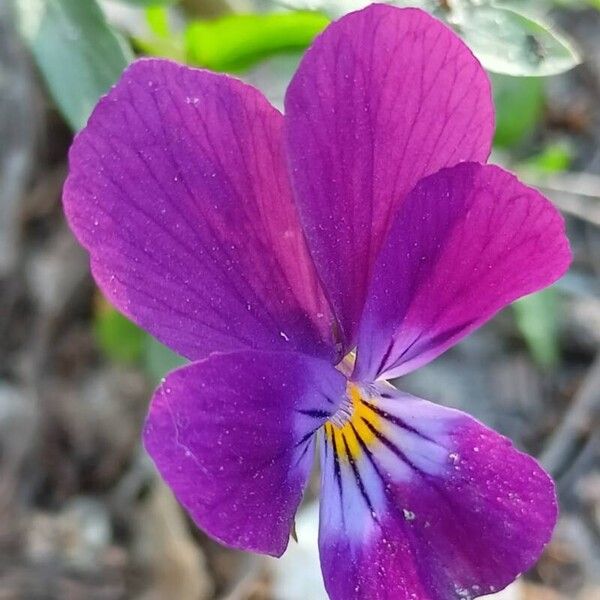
319 384 557 600
144 351 346 557
285 5 494 349
64 59 335 362
354 163 571 381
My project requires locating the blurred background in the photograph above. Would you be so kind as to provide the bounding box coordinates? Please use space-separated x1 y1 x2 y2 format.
1 0 600 598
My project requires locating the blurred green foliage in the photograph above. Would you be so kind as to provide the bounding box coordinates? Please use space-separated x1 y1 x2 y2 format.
513 289 561 370
520 142 572 173
511 144 572 370
95 297 186 380
114 0 176 5
493 74 545 148
144 337 187 384
134 6 185 61
185 12 329 73
17 0 133 130
454 3 580 77
94 298 146 364
279 0 581 76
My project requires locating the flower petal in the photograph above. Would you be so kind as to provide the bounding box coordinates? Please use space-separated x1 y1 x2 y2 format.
318 384 557 600
284 5 494 349
143 350 345 557
354 163 571 381
64 58 335 362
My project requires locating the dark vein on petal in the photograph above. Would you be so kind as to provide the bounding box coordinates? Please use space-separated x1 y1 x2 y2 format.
341 431 378 520
362 400 437 444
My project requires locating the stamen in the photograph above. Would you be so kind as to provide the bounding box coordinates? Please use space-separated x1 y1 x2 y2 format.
329 394 353 427
323 382 382 461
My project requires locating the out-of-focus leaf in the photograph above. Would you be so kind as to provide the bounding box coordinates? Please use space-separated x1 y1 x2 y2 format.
146 5 170 37
94 299 145 364
552 0 600 8
274 0 441 18
513 288 561 370
185 12 329 73
520 143 572 174
17 0 133 131
275 1 579 76
134 5 185 61
144 336 186 384
493 74 545 148
110 0 177 5
453 4 580 76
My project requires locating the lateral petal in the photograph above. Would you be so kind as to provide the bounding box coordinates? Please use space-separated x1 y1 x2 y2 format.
354 163 571 381
144 350 346 557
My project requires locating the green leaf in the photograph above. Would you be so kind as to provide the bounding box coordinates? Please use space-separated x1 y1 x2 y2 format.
94 299 145 364
17 0 133 131
513 288 561 370
110 0 177 5
276 1 579 76
492 74 545 148
520 143 572 174
146 5 171 38
144 336 186 384
185 12 329 73
273 1 442 19
133 5 185 61
453 4 580 76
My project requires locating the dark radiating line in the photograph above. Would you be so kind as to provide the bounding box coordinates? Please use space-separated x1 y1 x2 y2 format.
329 432 345 510
363 400 437 444
349 421 389 502
293 440 311 468
294 428 318 448
296 408 332 419
376 331 425 376
360 417 426 477
375 339 395 378
340 431 377 519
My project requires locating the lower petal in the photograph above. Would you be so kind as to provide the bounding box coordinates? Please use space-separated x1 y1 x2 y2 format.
318 384 557 599
144 350 345 557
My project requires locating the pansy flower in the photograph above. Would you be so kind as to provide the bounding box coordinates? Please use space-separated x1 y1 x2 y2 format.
64 4 571 599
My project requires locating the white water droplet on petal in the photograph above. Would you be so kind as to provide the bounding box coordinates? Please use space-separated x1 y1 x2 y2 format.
402 508 415 521
279 331 290 341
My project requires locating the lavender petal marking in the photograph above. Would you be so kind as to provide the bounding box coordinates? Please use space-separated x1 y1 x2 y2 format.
285 5 494 350
143 350 345 557
64 59 336 363
319 385 557 600
354 163 571 381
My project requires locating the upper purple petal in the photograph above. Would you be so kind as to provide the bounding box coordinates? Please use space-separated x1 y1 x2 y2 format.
284 5 494 351
318 384 557 600
64 58 336 362
143 350 346 557
354 162 571 381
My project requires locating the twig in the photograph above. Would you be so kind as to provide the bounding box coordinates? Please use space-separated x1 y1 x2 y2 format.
540 352 600 477
526 171 600 227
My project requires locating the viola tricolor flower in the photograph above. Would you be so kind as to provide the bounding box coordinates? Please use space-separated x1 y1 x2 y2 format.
64 4 571 599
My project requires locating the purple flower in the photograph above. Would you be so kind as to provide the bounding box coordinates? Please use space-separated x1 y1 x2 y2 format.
64 5 571 599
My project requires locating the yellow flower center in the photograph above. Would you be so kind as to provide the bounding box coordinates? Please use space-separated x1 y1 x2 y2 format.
323 382 382 462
